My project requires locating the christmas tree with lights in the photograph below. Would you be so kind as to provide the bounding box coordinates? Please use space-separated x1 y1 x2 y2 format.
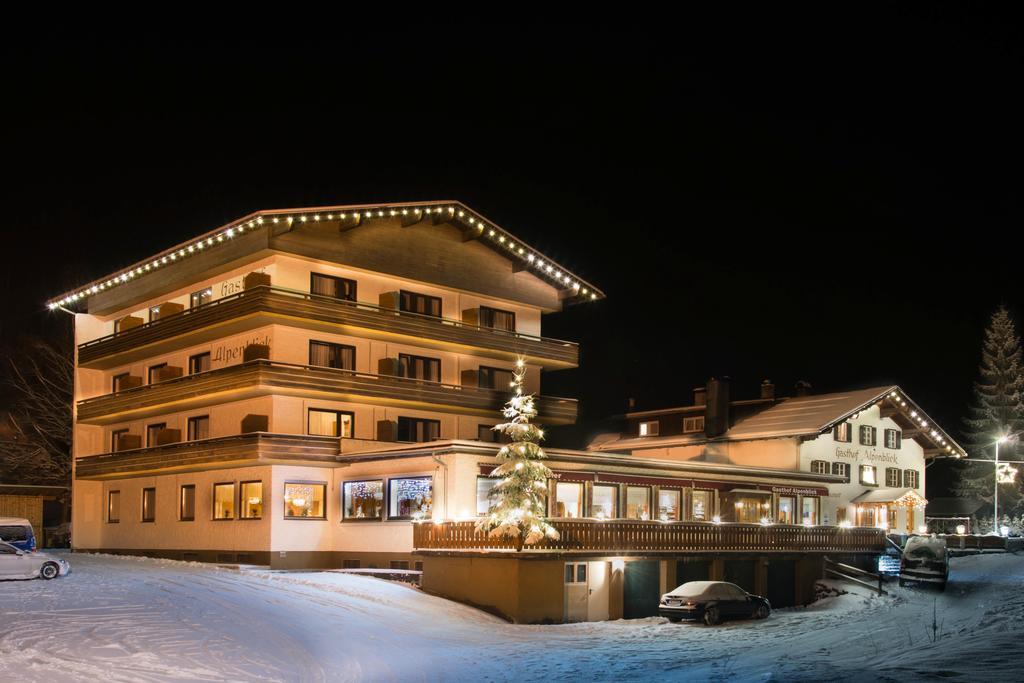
476 360 560 547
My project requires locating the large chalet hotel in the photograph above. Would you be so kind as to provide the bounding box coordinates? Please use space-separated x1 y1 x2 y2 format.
51 201 965 623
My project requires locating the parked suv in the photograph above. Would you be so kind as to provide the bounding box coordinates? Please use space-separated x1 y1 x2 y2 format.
899 535 949 590
0 517 37 552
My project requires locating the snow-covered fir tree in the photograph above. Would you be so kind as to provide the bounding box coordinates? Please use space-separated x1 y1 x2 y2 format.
475 359 560 547
957 305 1024 515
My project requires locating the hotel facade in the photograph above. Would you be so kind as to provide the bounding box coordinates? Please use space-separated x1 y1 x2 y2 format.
53 201 964 622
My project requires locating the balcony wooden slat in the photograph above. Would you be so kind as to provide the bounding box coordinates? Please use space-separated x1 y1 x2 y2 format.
76 359 578 425
75 432 342 479
414 520 887 555
78 286 579 368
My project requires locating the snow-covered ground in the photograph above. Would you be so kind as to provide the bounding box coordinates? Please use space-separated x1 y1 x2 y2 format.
1 551 1022 682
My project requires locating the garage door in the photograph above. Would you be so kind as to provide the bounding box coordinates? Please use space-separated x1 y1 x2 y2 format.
724 559 755 593
676 558 711 587
623 560 660 619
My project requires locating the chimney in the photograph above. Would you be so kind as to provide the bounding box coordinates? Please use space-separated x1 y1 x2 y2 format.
760 379 775 400
704 376 730 438
693 386 707 406
627 397 636 411
795 380 812 397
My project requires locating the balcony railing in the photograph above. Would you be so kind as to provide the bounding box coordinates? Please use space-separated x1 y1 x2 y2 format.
414 520 887 554
77 285 579 368
74 432 342 479
76 359 578 425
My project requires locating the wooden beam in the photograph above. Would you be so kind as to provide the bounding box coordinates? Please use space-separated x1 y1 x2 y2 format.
461 228 479 242
879 405 900 419
430 212 448 226
401 212 424 228
512 260 528 273
338 214 362 232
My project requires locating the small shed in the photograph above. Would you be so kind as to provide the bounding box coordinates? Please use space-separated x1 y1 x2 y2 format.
0 484 69 545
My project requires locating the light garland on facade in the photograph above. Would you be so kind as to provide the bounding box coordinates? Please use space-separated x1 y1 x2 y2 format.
46 202 603 310
840 389 965 459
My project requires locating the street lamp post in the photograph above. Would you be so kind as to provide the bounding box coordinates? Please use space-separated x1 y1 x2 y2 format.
994 435 1009 534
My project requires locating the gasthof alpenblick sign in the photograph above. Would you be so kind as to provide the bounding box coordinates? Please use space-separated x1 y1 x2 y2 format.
834 447 900 465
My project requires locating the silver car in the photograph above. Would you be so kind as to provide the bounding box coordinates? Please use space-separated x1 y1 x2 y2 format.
0 541 71 580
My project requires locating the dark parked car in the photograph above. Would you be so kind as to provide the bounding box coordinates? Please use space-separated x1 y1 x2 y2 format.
899 535 949 590
659 580 771 626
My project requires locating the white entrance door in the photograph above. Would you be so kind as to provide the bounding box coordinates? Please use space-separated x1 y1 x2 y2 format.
564 562 588 622
587 561 610 621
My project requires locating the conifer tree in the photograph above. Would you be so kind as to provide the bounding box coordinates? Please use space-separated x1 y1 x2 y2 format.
957 306 1024 514
476 360 560 547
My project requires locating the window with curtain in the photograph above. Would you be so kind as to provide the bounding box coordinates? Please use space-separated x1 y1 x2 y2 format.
801 497 819 525
833 422 852 443
626 486 651 520
399 354 440 382
284 482 327 519
148 363 167 384
107 490 120 523
240 481 263 519
690 490 711 521
478 366 514 390
213 483 235 519
399 290 441 317
146 423 166 447
397 417 440 442
141 488 156 522
189 352 211 374
476 477 498 516
555 482 583 518
309 341 355 370
479 306 515 331
179 485 195 521
187 415 210 441
307 409 354 438
311 273 357 301
658 489 681 521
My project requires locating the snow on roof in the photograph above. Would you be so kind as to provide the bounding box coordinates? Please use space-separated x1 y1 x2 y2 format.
850 488 927 506
724 386 896 440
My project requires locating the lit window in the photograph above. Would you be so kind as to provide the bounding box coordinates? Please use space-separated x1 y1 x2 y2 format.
658 489 681 521
778 496 796 524
284 482 327 519
833 423 852 443
240 481 263 519
308 409 354 438
625 486 651 519
555 482 583 518
311 273 356 301
190 288 213 308
476 477 498 516
683 416 704 433
388 477 432 519
309 341 355 370
801 497 819 525
213 483 235 519
639 421 659 437
860 465 877 486
592 484 618 519
690 490 711 521
344 480 384 520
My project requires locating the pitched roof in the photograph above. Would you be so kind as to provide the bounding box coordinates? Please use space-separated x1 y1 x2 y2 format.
593 385 966 459
46 200 604 310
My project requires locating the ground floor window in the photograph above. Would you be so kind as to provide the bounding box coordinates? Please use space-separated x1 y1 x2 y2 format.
180 485 195 521
142 487 156 522
625 486 651 520
213 483 235 519
658 489 681 521
592 484 617 519
108 490 120 523
564 562 587 584
284 482 327 519
690 489 712 521
476 477 498 516
345 480 384 520
860 465 877 486
555 482 583 518
240 481 263 519
778 495 796 524
801 496 819 525
725 492 771 523
388 477 432 519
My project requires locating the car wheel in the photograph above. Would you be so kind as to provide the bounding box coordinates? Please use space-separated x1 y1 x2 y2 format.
703 606 720 626
667 616 682 623
40 562 59 580
755 603 770 619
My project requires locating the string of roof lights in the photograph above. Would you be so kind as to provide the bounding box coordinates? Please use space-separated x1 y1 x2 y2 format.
47 204 602 310
847 389 963 458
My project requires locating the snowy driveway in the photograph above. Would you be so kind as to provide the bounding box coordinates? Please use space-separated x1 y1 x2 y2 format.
2 552 1022 682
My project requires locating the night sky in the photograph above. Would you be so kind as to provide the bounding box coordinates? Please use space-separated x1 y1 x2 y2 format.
3 11 1021 494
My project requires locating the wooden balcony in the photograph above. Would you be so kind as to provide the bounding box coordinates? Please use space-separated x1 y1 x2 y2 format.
77 285 579 369
414 520 887 555
75 359 579 425
74 432 342 480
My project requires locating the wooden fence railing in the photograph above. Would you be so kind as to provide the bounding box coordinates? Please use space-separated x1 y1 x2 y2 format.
414 520 887 554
